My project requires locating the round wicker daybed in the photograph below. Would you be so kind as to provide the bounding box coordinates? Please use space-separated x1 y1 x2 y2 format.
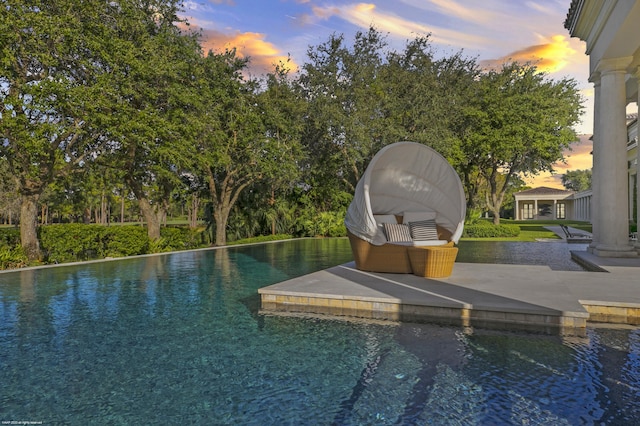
344 142 466 274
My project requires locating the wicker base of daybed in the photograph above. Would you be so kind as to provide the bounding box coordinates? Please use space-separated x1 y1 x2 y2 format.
347 230 457 275
408 245 458 278
347 231 413 273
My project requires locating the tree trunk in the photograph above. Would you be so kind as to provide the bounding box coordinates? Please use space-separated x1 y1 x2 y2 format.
270 188 276 235
486 191 504 225
121 196 125 223
101 192 108 225
20 194 41 261
40 204 47 225
213 205 231 246
138 197 162 240
189 196 200 228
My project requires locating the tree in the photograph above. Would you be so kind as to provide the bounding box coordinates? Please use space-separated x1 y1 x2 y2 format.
460 62 583 224
298 28 480 210
0 0 201 258
562 169 591 192
380 38 479 158
194 52 304 245
0 0 117 259
298 28 389 199
92 0 202 240
254 62 306 235
0 157 20 225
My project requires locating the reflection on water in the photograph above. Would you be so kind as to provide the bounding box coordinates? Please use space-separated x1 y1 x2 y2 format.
0 238 637 424
457 240 588 270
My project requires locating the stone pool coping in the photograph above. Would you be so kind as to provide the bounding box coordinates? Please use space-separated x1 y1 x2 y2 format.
259 251 640 335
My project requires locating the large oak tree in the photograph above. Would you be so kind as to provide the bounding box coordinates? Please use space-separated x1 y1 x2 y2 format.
194 52 304 245
1 0 116 259
460 62 583 224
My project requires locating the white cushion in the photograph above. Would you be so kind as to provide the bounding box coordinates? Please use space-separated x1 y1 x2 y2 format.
412 240 450 247
388 240 449 247
373 214 397 224
402 211 436 224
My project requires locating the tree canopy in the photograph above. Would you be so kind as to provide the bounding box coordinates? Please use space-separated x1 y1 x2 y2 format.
562 169 592 192
458 62 583 224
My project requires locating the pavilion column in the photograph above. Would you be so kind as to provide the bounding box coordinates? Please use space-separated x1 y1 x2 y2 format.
594 58 637 257
630 173 636 225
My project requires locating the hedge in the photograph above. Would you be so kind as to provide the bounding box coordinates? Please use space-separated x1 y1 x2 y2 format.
462 224 520 238
38 224 205 264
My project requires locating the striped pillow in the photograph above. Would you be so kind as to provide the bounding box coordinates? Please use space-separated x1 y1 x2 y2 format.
409 219 438 240
382 223 412 242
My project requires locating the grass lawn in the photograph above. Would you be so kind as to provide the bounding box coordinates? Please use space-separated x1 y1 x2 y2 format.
461 219 593 242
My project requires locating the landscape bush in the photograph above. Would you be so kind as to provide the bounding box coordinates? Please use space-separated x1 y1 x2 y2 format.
38 224 205 264
0 228 20 248
462 224 520 238
40 224 105 263
0 245 28 270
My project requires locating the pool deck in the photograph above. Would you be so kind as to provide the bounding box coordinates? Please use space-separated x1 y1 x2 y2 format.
259 227 640 335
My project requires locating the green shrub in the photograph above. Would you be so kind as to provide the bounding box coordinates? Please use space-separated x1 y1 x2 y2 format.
228 234 293 245
463 224 520 238
0 245 28 270
465 208 485 224
101 226 149 257
40 224 104 263
295 210 346 237
0 228 20 248
7 224 209 266
316 211 347 237
160 227 202 251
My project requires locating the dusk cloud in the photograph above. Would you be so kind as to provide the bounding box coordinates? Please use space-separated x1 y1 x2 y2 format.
310 3 491 48
479 35 578 74
199 29 297 75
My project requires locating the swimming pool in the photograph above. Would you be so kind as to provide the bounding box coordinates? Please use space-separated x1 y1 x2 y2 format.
0 238 637 424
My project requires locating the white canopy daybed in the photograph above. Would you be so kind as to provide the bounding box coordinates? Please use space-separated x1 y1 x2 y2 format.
344 141 466 274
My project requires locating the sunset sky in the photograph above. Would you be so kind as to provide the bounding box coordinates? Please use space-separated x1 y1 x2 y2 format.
181 0 615 188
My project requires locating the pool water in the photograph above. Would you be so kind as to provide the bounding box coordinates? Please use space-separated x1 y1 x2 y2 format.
1 238 638 424
457 240 589 271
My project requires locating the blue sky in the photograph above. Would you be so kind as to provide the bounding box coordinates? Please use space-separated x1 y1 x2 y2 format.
182 0 595 186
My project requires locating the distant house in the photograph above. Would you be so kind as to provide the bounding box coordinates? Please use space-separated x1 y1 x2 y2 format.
514 187 575 220
514 112 638 223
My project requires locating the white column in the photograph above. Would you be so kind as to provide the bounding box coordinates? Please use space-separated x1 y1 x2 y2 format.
594 58 636 257
589 75 601 252
635 67 640 249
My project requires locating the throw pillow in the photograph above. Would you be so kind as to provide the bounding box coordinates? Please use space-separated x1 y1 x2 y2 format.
383 223 412 242
409 219 438 240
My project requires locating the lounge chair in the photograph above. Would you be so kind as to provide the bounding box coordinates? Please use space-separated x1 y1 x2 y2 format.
560 224 592 243
344 142 466 276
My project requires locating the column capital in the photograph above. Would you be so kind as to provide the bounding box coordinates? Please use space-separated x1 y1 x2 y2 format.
596 56 634 74
588 71 600 84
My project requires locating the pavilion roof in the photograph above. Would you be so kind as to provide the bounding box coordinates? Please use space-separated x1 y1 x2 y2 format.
515 186 574 196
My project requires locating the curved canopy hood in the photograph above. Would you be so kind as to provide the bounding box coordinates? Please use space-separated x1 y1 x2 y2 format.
344 141 466 245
